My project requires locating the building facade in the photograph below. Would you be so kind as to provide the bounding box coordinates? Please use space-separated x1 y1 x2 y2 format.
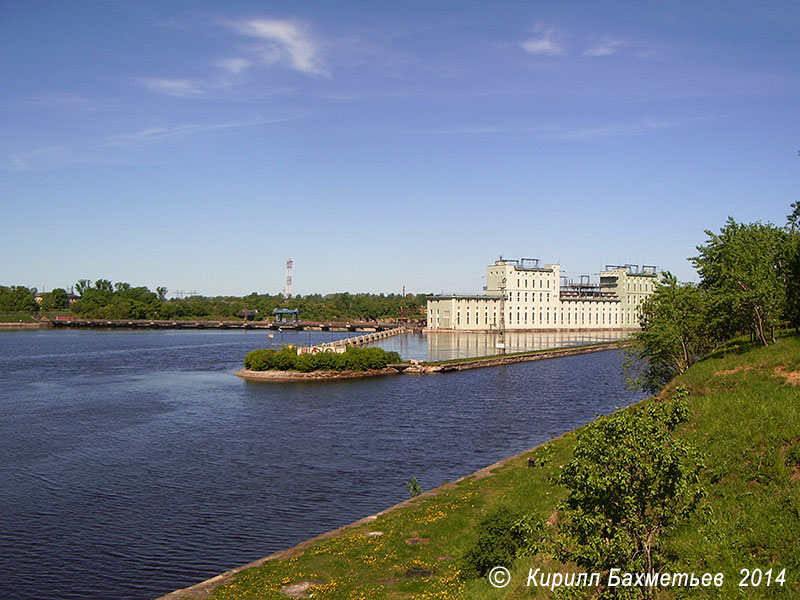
427 258 661 331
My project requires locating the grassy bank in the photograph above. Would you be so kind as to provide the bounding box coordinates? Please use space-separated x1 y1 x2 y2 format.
179 334 799 600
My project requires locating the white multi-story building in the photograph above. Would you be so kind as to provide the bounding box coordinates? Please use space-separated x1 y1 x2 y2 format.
427 258 661 331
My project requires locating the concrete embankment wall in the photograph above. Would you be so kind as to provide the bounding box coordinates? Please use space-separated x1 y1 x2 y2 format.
0 322 52 330
431 341 631 372
400 341 631 374
318 326 408 349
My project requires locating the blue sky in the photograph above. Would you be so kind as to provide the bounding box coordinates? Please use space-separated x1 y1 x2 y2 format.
2 1 798 297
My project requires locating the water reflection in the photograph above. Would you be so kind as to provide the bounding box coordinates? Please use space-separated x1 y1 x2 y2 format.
373 330 631 361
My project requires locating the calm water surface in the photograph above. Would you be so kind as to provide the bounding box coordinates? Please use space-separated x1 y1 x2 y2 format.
0 329 645 599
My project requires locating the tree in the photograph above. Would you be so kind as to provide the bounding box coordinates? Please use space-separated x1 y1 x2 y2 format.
556 389 704 599
625 274 715 393
784 202 800 331
691 218 788 345
75 279 92 296
787 200 800 233
0 286 38 312
50 288 69 310
784 232 800 331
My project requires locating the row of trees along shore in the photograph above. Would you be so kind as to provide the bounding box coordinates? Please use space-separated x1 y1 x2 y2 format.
0 280 427 322
627 200 800 392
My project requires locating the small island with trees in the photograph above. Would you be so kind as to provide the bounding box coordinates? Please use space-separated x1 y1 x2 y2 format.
237 345 404 381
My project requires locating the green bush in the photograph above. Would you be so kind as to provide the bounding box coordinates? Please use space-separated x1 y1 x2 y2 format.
243 345 403 372
243 349 275 371
462 507 545 578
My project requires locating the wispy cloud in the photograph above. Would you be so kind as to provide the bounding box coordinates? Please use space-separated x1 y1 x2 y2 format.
137 77 211 97
215 57 252 74
422 113 720 141
521 25 564 56
103 116 297 146
21 91 106 111
545 114 719 141
583 38 628 57
138 18 328 98
6 116 300 171
230 18 328 77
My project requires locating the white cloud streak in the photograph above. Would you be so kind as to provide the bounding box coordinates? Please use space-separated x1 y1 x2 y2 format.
521 25 564 56
103 116 297 145
215 57 252 74
231 19 328 77
138 78 211 97
6 116 299 170
583 38 627 57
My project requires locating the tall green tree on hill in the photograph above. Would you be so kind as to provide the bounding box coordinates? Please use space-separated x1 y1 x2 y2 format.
785 200 800 331
627 274 714 392
691 218 788 346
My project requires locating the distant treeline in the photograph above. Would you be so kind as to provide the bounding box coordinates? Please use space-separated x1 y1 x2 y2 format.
0 279 428 322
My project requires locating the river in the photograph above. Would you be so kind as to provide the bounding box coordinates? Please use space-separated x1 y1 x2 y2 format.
0 329 644 599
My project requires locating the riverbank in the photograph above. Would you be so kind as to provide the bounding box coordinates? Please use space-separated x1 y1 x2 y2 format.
157 420 572 600
0 321 51 330
158 333 800 600
235 367 402 381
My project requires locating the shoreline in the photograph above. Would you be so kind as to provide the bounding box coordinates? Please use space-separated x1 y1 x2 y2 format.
235 367 402 381
0 322 52 330
161 344 629 598
156 428 568 600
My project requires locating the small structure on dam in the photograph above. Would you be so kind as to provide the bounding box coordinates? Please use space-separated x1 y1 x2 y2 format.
427 258 663 332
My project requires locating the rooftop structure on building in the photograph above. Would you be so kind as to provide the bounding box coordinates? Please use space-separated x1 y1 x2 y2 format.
427 258 662 331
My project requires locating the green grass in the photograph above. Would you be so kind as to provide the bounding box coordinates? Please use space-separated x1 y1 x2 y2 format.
203 334 800 600
0 312 38 322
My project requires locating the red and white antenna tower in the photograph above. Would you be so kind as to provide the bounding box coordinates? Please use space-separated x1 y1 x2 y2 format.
283 259 293 299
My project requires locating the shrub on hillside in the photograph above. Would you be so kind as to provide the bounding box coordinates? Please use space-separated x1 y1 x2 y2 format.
462 507 545 578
